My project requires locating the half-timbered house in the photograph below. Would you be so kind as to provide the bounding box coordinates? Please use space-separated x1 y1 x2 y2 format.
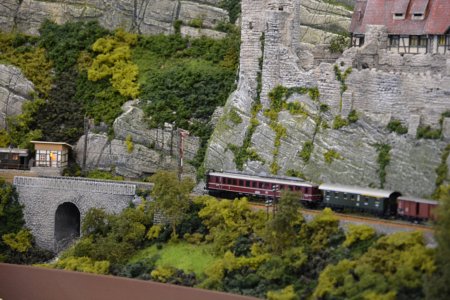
350 0 450 54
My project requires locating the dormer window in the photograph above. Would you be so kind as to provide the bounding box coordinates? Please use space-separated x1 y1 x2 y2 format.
278 6 283 11
412 13 425 20
393 13 405 20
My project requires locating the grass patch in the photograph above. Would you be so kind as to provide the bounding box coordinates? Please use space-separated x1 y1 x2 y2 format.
129 242 218 277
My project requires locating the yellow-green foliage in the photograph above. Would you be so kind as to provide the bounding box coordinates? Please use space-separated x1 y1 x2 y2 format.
312 232 435 299
146 225 162 240
200 259 225 289
183 232 204 245
41 256 110 275
343 224 376 248
299 141 314 163
324 149 342 164
333 115 349 129
125 134 134 153
2 229 32 253
228 108 242 124
222 250 270 271
0 33 53 97
88 29 140 98
5 98 44 149
151 266 176 283
267 285 297 300
299 208 340 252
197 196 265 254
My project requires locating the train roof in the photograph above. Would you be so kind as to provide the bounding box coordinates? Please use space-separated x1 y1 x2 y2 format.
319 183 400 198
208 171 317 187
0 148 29 156
397 196 439 205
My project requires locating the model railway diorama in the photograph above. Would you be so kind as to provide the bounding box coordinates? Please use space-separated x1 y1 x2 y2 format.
205 170 438 222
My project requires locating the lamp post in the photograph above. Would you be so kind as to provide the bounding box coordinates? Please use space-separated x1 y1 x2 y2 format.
178 129 189 181
265 196 272 219
272 184 279 216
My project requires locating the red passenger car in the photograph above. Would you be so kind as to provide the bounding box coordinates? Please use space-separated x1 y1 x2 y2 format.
205 171 322 204
397 196 438 222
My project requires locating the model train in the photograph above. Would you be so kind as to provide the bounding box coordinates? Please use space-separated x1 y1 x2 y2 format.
205 170 438 222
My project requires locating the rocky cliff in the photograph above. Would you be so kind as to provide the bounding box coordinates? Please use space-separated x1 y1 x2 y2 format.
75 101 199 178
0 64 35 128
0 0 229 38
204 0 450 197
0 0 352 44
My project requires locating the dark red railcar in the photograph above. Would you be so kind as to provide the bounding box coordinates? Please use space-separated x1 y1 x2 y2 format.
205 171 322 203
397 196 438 221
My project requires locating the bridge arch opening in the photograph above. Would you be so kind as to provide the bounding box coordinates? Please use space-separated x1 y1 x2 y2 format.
55 202 80 250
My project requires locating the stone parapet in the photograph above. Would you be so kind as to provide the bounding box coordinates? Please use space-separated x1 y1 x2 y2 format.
13 176 136 195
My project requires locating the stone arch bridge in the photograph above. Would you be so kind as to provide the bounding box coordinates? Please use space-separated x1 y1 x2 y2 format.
13 176 152 252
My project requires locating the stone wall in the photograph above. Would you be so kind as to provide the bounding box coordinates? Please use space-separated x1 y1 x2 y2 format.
205 0 450 197
13 176 138 251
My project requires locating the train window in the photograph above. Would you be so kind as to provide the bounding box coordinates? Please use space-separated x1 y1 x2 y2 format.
233 179 237 185
239 180 244 186
253 182 257 188
246 181 250 187
289 186 293 191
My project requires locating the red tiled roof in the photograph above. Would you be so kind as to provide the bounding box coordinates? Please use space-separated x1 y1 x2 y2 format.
350 0 450 35
410 0 430 14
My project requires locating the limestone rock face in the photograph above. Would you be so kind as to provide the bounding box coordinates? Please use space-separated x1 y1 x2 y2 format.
1 0 228 37
0 0 353 45
75 103 199 178
0 64 35 128
205 0 450 197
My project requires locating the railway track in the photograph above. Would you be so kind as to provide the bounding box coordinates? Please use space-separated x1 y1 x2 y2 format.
249 201 434 233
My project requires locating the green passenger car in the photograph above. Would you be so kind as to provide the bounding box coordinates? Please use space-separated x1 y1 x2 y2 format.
319 183 401 216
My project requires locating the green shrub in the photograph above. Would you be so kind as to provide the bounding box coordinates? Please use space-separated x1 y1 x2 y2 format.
125 135 134 153
219 0 241 24
348 109 359 123
285 169 307 179
87 170 124 181
228 109 242 124
375 143 391 188
189 18 203 28
416 125 441 139
299 141 314 163
319 103 330 113
324 149 342 164
329 34 350 53
387 119 408 135
333 115 349 129
173 20 183 34
285 102 307 115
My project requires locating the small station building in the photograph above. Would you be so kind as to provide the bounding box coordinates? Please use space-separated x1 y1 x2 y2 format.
30 141 72 175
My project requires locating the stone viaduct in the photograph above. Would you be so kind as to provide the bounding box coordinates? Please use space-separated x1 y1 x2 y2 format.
13 176 152 252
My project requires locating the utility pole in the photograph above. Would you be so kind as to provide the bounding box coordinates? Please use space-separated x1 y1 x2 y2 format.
178 129 189 181
82 116 89 173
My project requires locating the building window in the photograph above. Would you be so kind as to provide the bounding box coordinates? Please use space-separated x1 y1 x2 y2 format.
39 154 46 161
412 13 424 20
419 36 427 47
389 35 399 46
439 35 446 45
393 13 405 20
410 36 418 46
11 154 19 160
